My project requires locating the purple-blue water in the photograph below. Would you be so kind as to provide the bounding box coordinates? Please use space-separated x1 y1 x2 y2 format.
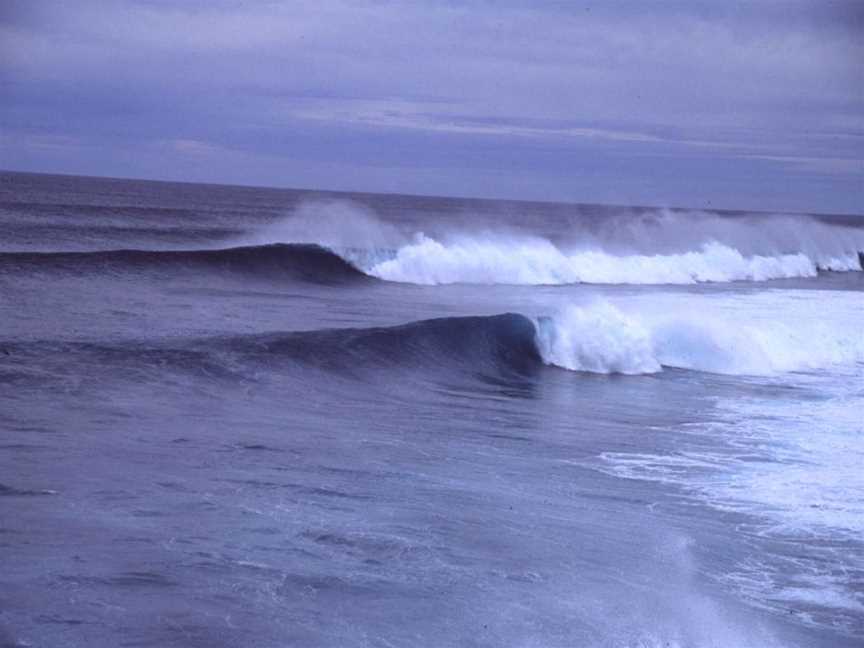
2 171 863 647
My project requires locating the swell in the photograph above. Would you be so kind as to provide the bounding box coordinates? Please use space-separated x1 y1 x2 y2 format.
230 313 542 374
0 314 543 384
0 200 210 222
0 243 368 284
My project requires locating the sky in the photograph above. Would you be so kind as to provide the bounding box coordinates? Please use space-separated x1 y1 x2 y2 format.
1 0 862 213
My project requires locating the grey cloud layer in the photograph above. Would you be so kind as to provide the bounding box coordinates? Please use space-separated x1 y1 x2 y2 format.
1 0 862 212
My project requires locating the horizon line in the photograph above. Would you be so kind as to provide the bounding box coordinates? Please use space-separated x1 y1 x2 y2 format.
2 167 862 219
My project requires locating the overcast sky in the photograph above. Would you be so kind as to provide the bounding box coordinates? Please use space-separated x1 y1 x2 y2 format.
1 0 862 213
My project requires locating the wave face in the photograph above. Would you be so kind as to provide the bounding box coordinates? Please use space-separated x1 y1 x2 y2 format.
5 314 543 384
13 298 859 381
366 235 863 285
0 244 368 284
232 313 541 375
535 298 864 375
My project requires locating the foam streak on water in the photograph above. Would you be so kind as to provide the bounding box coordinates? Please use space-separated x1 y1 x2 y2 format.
536 290 864 637
599 369 864 636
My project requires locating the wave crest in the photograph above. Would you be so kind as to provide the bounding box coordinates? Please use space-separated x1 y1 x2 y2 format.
536 301 864 375
366 235 862 285
8 300 861 379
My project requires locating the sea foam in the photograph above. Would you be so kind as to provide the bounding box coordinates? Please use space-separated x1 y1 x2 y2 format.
534 296 864 375
367 234 862 285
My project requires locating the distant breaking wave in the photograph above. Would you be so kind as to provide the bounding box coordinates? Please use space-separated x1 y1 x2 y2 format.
8 201 863 287
364 234 863 285
246 199 864 286
3 238 862 287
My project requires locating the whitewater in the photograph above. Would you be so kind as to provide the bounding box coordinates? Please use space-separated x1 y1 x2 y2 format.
2 172 863 648
533 292 864 375
365 235 862 285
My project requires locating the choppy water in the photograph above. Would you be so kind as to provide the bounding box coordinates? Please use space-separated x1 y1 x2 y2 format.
1 171 862 647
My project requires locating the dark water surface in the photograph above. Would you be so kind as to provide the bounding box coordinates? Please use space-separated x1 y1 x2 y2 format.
1 172 863 647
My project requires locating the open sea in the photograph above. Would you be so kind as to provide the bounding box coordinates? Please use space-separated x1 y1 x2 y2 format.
1 170 862 648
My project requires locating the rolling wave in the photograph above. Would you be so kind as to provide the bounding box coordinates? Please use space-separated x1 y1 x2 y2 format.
365 235 864 286
233 299 862 377
535 301 864 375
4 220 862 287
1 314 542 382
0 243 368 284
226 313 541 375
250 199 864 286
6 300 861 381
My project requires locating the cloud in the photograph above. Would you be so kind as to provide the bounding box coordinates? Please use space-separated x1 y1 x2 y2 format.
0 0 861 212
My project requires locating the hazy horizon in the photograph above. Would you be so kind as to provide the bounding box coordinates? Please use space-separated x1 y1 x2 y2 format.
4 167 864 219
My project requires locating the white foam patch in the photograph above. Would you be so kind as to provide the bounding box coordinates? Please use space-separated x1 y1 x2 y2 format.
600 373 864 634
711 383 864 538
533 293 864 376
582 289 864 633
367 234 862 286
535 303 660 374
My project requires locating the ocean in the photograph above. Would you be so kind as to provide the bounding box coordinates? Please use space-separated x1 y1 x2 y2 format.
1 171 862 648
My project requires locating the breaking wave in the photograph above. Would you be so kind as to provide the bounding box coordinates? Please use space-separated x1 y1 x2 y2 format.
365 234 863 285
228 199 864 286
535 300 864 375
8 298 861 380
20 203 857 287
